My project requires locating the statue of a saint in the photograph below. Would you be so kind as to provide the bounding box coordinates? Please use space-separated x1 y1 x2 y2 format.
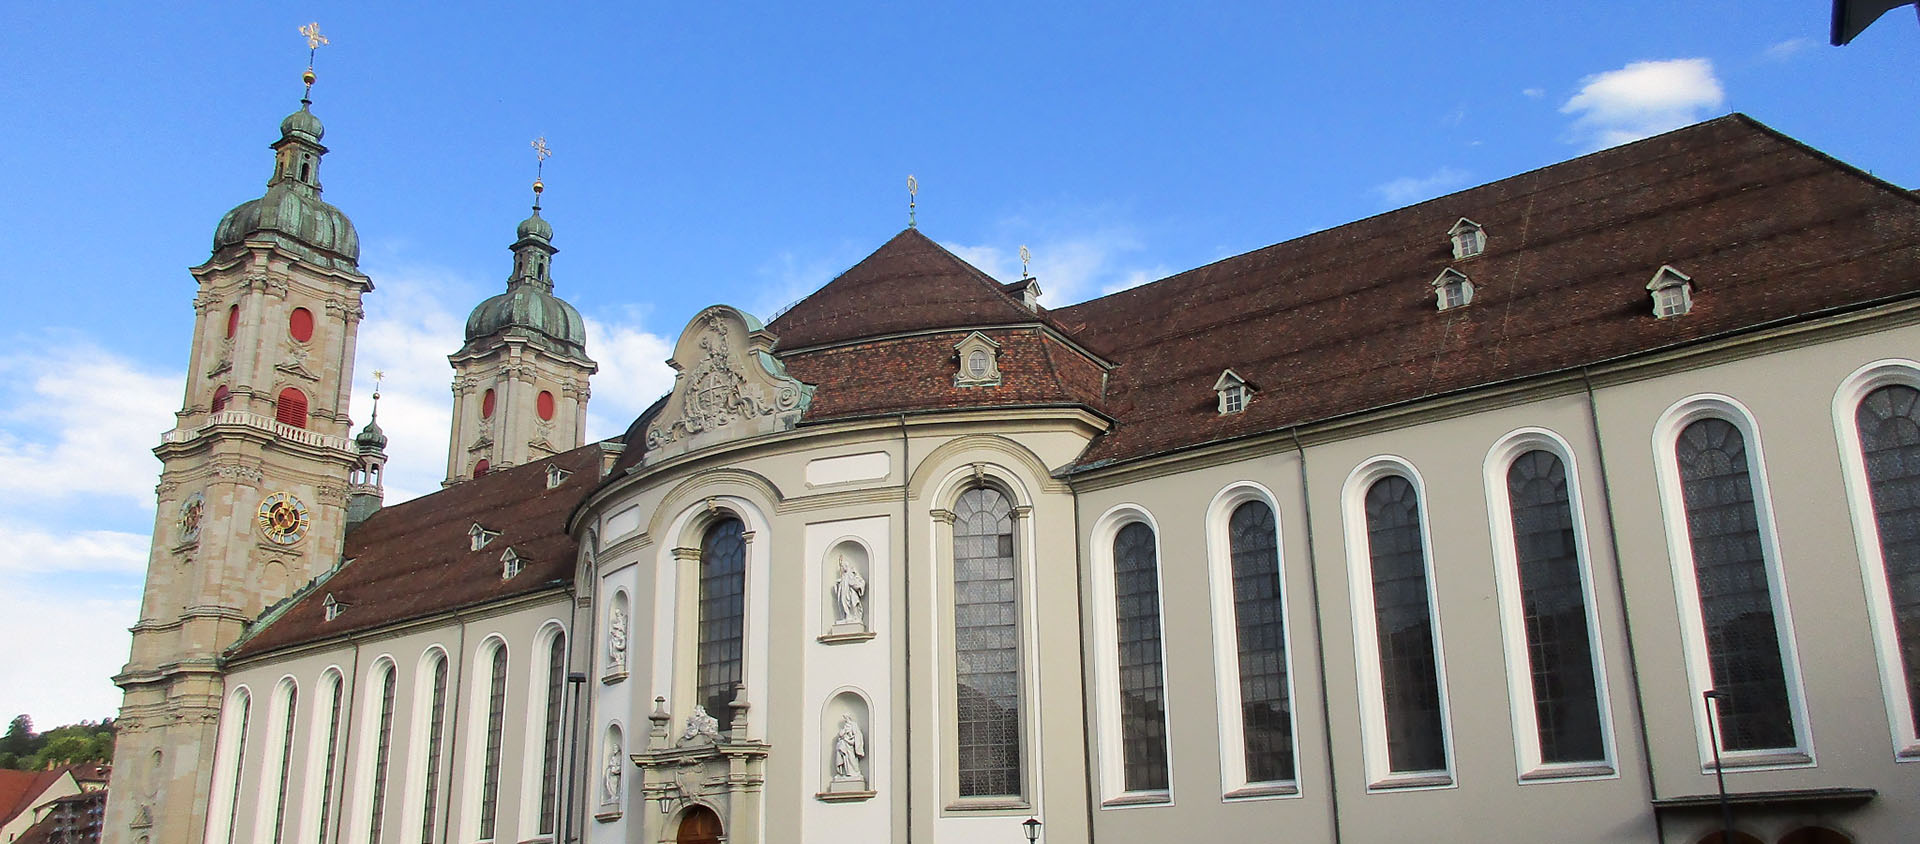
602 740 622 804
606 606 628 672
832 713 866 781
679 705 723 745
832 557 867 627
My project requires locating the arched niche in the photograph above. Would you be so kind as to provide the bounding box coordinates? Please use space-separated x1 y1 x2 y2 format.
604 589 631 682
818 690 875 800
594 723 625 820
821 539 874 642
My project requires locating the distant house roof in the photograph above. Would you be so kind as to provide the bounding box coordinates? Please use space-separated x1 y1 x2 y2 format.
0 769 75 829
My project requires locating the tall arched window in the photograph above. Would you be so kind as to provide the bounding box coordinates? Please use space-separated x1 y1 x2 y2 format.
1357 473 1449 779
1111 521 1170 793
1228 499 1294 785
368 663 398 843
1853 383 1920 745
538 632 567 836
270 682 299 844
1674 417 1796 751
953 486 1023 798
698 519 747 732
208 688 252 844
479 644 508 840
419 654 449 844
1504 449 1607 766
313 671 343 844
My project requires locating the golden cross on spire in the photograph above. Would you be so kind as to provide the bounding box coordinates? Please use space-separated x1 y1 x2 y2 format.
906 174 918 228
531 136 552 208
298 22 329 98
1020 245 1031 278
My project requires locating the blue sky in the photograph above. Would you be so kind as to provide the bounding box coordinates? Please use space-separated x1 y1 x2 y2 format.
0 2 1913 727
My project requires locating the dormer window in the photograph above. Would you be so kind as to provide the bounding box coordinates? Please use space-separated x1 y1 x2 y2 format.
546 464 572 489
469 523 501 551
1213 369 1253 415
953 331 1004 388
1433 268 1474 310
322 593 343 621
1647 265 1693 319
501 548 524 580
1448 218 1486 260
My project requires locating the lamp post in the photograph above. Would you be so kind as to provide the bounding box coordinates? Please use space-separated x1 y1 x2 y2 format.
1022 816 1040 843
1702 689 1735 843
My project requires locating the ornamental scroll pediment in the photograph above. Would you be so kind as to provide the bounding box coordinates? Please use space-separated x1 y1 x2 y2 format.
643 305 813 466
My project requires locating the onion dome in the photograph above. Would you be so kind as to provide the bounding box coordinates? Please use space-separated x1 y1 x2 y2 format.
354 415 387 451
460 206 589 356
211 101 360 271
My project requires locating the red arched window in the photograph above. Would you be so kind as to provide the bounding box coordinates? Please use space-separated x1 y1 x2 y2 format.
225 304 240 338
275 388 308 429
288 308 315 343
473 459 491 478
537 390 556 421
211 385 231 414
481 389 497 420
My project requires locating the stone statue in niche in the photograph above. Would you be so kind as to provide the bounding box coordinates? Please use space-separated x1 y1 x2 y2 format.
602 738 622 805
832 554 867 628
832 713 867 783
679 705 723 746
606 606 628 673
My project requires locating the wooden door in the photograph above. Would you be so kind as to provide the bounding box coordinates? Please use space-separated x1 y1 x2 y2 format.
675 805 723 844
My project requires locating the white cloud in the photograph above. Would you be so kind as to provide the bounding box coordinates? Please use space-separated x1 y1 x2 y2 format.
0 584 138 726
944 229 1165 306
346 264 476 503
580 316 675 443
1561 58 1726 150
0 342 178 509
1522 87 1546 99
1764 38 1814 62
0 520 149 575
1373 167 1471 207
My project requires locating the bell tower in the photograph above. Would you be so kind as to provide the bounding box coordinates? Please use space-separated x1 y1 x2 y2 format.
104 41 371 844
446 142 596 483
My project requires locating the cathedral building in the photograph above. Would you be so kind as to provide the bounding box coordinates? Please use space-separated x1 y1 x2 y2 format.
106 83 1920 844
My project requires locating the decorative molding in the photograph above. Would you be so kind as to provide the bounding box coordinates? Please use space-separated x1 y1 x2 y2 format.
953 331 1004 388
643 306 813 463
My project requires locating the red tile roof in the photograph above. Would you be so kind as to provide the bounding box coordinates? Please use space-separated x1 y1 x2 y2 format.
0 769 67 827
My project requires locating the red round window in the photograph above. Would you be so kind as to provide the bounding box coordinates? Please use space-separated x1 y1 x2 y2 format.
275 387 308 429
473 459 491 478
288 308 315 343
537 390 556 421
481 388 497 419
225 304 239 338
211 385 231 414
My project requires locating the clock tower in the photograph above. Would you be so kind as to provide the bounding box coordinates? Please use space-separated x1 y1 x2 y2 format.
104 85 371 844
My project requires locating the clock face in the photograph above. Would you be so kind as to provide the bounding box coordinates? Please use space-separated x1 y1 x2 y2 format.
178 493 205 543
257 492 311 546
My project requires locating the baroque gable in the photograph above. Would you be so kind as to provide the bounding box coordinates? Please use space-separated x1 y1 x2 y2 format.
644 305 813 465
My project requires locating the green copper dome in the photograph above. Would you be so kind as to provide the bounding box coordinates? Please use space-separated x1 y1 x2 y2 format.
464 285 588 349
516 209 553 242
279 107 324 144
354 416 388 451
212 104 359 271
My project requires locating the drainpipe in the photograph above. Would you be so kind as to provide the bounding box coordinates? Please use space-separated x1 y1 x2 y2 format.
1290 427 1341 844
897 414 913 844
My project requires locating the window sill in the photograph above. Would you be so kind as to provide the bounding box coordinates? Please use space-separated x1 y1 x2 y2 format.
943 797 1031 813
1100 791 1170 809
1223 783 1299 801
1366 772 1454 791
1703 750 1812 772
1519 763 1616 782
817 630 876 645
816 789 877 803
1894 743 1920 762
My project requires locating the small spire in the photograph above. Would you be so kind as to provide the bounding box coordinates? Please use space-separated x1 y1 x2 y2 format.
369 370 384 421
1020 244 1031 279
298 22 329 105
906 174 918 228
531 136 552 211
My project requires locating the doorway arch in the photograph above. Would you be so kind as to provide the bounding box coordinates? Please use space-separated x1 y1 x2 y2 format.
674 804 723 844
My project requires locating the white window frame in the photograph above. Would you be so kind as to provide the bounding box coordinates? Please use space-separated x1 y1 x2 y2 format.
399 647 451 844
1088 504 1175 808
251 676 301 844
1651 394 1813 770
204 684 254 844
1432 269 1473 311
1339 457 1456 790
1448 218 1485 260
518 621 570 842
1831 359 1920 761
349 656 402 844
1203 482 1302 800
459 636 511 844
1482 429 1619 782
299 668 347 844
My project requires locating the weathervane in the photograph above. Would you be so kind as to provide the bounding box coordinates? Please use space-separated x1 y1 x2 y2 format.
298 22 329 100
906 174 918 228
531 136 552 209
370 370 384 419
1020 245 1031 278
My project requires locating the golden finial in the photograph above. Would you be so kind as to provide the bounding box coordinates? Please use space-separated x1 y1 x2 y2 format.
298 23 329 99
1019 245 1032 278
369 370 384 419
906 174 918 228
531 136 552 208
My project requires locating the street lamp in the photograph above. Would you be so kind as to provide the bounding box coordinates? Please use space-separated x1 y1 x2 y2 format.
1702 689 1735 843
1022 816 1040 843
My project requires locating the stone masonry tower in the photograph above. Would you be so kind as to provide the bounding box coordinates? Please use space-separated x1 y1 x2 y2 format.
445 181 596 483
104 87 370 844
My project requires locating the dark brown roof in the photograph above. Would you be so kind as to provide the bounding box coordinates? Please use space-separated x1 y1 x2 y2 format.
766 228 1048 349
231 444 604 659
1055 114 1920 470
780 327 1108 423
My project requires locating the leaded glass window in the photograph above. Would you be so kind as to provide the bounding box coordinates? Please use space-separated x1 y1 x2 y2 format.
1506 450 1606 763
1675 417 1796 751
272 686 298 844
1112 522 1169 791
419 656 447 844
698 519 746 733
317 675 342 844
479 645 507 839
953 486 1023 798
368 665 396 844
538 634 567 835
1364 475 1447 773
223 693 250 844
1857 384 1920 732
1229 500 1294 783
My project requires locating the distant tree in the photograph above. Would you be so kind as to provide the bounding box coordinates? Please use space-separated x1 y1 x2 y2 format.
0 715 33 760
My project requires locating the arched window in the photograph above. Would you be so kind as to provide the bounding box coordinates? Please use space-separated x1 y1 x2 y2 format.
207 687 252 844
1504 449 1607 766
1853 383 1920 744
538 632 567 836
1111 521 1169 792
473 459 490 478
419 654 449 844
953 486 1022 798
212 385 231 415
367 662 397 843
1357 472 1449 779
269 681 299 844
1227 499 1294 785
276 387 308 429
313 671 344 844
698 519 747 732
1674 417 1796 752
479 643 508 840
